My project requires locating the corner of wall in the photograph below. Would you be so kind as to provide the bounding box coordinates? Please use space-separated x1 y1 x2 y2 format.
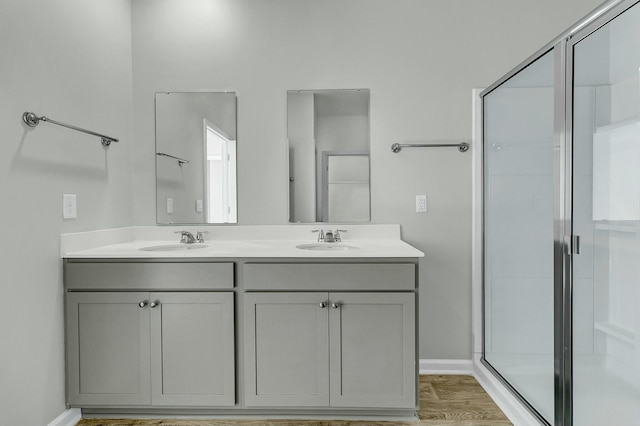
46 409 81 426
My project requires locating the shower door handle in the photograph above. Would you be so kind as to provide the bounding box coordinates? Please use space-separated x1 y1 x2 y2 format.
563 235 580 255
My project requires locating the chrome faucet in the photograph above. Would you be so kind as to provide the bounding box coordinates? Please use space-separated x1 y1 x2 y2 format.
175 230 196 244
312 229 348 243
312 229 325 242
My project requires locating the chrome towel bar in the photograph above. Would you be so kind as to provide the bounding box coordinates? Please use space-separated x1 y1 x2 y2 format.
22 111 119 147
391 142 469 153
156 152 190 166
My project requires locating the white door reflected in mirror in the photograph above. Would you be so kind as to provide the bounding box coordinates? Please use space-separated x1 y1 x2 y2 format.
205 120 237 223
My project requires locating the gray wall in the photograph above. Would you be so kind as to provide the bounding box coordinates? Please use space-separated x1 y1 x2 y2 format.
132 0 603 360
0 1 133 425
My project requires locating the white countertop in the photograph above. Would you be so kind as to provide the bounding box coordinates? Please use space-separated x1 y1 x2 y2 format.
61 225 424 259
63 239 423 259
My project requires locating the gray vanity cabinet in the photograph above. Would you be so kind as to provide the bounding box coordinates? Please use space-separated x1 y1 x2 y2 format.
244 291 415 409
64 258 418 416
66 290 235 407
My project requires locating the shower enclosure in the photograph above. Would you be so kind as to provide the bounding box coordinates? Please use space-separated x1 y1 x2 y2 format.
481 0 640 424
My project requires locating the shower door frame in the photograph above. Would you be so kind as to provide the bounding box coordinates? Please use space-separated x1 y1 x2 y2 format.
479 43 564 426
479 1 637 425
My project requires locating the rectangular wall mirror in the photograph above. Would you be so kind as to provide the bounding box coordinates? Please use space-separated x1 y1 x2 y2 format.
287 89 370 223
155 92 237 224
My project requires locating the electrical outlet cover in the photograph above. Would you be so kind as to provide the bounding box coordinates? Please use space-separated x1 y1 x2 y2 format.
63 194 77 219
416 195 427 213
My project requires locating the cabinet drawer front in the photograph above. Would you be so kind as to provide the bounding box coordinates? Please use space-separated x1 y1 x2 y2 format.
66 262 234 290
243 263 415 291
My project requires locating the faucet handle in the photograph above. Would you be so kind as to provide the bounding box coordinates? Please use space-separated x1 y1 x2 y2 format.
312 229 325 242
334 229 347 242
196 230 209 243
174 230 187 243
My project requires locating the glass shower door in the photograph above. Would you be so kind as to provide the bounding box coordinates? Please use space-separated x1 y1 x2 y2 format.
571 2 640 424
483 50 556 423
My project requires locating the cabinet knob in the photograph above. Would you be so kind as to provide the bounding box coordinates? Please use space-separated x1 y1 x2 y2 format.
150 301 160 308
319 302 327 308
331 302 340 309
138 301 147 308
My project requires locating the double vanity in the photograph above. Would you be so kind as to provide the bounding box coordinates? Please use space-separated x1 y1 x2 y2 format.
62 225 423 420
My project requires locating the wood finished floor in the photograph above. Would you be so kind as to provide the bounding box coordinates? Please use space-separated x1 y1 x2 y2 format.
76 375 512 426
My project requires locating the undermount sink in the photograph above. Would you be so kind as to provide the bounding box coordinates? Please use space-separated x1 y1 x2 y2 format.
139 244 209 252
296 243 360 251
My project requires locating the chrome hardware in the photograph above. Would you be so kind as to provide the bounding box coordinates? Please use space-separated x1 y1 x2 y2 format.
334 229 347 242
572 235 581 255
22 111 119 147
196 230 209 243
156 152 189 166
331 302 340 309
150 301 159 308
312 229 325 242
391 141 469 153
138 301 147 308
325 230 335 243
564 235 581 256
174 230 196 244
319 302 327 308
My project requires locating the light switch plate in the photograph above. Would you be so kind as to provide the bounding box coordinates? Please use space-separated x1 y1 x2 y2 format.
196 199 203 213
167 198 173 214
63 194 77 219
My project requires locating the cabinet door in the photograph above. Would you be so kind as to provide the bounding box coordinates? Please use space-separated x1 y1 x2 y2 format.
67 292 151 406
244 292 329 406
329 292 415 408
150 292 235 406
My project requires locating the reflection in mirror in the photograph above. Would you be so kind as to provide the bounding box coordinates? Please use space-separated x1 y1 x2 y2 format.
287 89 370 223
155 92 237 224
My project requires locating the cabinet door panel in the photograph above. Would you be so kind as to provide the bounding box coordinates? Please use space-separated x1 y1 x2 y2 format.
329 292 415 408
150 292 235 406
67 292 151 406
245 292 329 406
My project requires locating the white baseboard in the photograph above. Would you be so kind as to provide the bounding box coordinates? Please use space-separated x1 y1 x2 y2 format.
421 358 542 426
472 357 543 426
419 358 474 375
46 408 81 426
